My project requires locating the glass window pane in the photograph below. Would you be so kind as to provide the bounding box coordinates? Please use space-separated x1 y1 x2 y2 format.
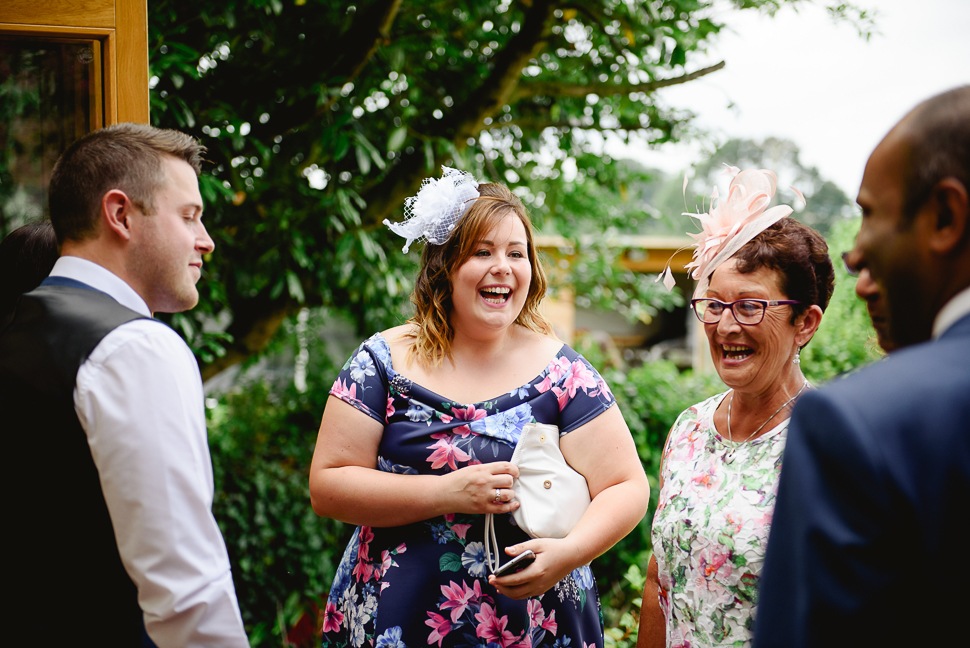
1 38 100 236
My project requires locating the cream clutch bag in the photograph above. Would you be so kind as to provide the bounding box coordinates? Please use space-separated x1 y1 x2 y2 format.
510 422 591 538
485 422 591 572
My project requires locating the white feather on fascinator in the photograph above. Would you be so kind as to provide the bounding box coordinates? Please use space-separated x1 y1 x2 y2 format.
383 166 480 252
657 165 806 298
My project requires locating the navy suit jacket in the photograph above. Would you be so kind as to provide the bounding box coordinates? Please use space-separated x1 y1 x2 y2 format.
754 313 970 647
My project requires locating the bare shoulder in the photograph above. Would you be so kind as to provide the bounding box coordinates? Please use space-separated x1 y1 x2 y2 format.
512 325 563 357
382 323 418 370
382 324 416 350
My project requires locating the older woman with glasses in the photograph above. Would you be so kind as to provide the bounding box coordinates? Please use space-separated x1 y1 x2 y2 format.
638 169 835 648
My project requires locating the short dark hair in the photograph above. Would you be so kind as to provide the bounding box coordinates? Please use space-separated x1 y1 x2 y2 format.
48 123 205 243
733 217 835 324
901 85 970 219
0 220 59 323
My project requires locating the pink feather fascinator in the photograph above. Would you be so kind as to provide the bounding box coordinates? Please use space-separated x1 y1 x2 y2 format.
657 166 804 298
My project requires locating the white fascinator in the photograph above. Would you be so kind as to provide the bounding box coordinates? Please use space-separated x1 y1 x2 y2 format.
383 166 481 252
658 165 805 298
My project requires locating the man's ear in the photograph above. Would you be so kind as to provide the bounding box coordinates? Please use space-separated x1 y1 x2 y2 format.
927 177 969 255
102 189 135 241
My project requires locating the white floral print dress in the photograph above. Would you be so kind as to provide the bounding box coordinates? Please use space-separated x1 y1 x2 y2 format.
650 392 788 647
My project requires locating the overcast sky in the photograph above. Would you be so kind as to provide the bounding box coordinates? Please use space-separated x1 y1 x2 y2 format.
617 0 970 199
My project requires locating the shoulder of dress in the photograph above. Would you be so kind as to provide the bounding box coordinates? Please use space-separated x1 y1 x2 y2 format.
692 391 729 418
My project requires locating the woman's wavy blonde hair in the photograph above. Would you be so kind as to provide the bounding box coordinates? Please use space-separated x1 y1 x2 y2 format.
406 182 552 367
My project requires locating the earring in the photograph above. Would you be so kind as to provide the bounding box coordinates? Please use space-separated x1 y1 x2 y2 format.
793 349 801 365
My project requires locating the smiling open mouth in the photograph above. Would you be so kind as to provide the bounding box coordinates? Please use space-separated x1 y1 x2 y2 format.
722 344 753 360
480 287 511 304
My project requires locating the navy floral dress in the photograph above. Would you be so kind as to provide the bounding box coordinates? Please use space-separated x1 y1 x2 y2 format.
322 332 617 648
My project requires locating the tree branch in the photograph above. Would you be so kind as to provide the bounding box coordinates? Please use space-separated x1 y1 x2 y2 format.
512 61 725 101
503 117 675 138
250 0 403 141
561 2 630 56
357 0 560 230
438 0 559 143
200 294 303 381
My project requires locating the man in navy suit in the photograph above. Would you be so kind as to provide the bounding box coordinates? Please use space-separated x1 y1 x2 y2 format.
753 86 970 646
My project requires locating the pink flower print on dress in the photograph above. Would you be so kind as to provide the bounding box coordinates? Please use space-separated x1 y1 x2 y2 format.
689 457 724 500
694 546 734 595
474 602 526 648
351 526 378 582
527 599 543 627
551 386 569 412
562 360 598 399
450 523 471 540
376 549 393 580
331 377 358 403
527 599 558 634
439 579 485 623
678 421 705 463
322 600 344 633
425 612 452 647
451 404 488 423
596 375 613 399
386 396 395 421
536 356 571 393
426 433 472 470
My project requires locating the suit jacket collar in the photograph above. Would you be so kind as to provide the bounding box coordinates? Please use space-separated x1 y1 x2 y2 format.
933 285 970 339
938 311 970 342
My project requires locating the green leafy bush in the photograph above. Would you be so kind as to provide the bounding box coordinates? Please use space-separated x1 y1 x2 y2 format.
208 368 350 645
801 216 884 382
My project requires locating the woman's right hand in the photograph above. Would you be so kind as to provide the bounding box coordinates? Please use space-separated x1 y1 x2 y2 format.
442 461 520 515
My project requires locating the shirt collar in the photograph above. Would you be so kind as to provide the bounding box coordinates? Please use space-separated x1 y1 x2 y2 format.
50 256 152 317
932 285 970 339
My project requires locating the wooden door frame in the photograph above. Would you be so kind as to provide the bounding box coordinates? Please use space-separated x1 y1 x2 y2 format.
0 0 149 125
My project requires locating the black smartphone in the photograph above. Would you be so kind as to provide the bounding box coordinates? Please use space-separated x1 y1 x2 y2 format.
493 550 536 577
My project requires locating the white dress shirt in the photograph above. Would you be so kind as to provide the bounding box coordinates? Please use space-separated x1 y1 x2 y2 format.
51 257 249 647
932 284 970 339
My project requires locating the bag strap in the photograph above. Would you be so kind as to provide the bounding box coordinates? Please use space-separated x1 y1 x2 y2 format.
484 513 500 574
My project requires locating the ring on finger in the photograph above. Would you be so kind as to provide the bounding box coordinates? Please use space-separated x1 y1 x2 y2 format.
494 488 501 503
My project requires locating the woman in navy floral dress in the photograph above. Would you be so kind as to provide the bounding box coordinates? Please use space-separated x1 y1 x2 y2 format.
309 172 649 648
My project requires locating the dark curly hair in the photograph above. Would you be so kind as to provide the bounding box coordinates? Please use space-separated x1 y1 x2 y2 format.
732 217 835 326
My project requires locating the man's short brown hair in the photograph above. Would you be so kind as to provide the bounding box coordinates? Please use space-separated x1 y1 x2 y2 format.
48 123 205 243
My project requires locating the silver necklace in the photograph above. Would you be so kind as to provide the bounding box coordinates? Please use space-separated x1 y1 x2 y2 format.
727 381 809 444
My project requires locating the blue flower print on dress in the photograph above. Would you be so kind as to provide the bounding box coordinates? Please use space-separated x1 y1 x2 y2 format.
570 565 594 590
350 352 377 385
375 626 406 648
330 529 359 599
342 583 377 648
378 456 419 475
469 403 532 445
431 523 453 544
365 333 393 368
508 383 531 400
461 541 488 578
406 399 435 423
